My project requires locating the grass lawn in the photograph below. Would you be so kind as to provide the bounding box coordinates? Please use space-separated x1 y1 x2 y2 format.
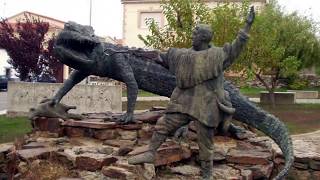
240 86 320 98
260 103 320 134
0 116 32 144
0 102 318 143
122 89 158 97
124 87 320 98
124 101 320 135
240 87 287 97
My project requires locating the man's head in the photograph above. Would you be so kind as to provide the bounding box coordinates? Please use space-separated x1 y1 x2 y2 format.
192 24 213 51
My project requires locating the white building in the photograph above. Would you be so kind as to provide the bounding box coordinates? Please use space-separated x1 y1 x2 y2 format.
121 0 268 47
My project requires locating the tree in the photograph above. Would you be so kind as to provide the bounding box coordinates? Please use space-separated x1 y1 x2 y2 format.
140 0 320 106
138 0 249 50
0 13 61 81
236 1 320 105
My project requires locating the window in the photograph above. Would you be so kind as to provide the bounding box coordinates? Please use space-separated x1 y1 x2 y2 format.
139 12 163 29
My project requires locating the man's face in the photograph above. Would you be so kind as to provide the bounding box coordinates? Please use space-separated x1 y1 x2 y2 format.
192 26 211 51
192 27 202 49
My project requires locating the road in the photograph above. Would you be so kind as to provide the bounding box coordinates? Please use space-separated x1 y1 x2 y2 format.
0 91 7 111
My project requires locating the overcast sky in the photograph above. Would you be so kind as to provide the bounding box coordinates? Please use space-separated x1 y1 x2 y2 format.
0 0 319 39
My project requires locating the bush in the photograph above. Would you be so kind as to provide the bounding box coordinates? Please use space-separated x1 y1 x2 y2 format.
288 78 309 90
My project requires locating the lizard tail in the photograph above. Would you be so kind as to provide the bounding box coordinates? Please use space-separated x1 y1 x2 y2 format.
225 81 294 180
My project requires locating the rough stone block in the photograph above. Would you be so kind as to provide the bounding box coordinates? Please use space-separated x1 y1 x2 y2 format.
226 149 272 165
103 139 136 148
75 155 118 171
33 117 63 134
118 130 138 140
64 127 86 137
237 163 274 179
62 120 117 129
311 171 320 180
117 123 143 130
117 146 134 156
128 143 192 167
17 147 57 160
287 168 311 180
102 166 136 179
138 124 155 141
240 169 253 180
260 91 296 104
134 111 163 124
170 165 200 176
310 160 320 170
287 90 318 99
22 142 48 149
155 144 191 166
52 151 74 169
213 165 241 179
93 129 119 140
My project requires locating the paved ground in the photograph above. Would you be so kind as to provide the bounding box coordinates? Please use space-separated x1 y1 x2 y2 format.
0 92 7 111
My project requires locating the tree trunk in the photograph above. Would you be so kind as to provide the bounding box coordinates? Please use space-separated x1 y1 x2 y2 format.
268 90 276 108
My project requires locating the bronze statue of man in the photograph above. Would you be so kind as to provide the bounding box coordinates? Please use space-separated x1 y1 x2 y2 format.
128 7 255 180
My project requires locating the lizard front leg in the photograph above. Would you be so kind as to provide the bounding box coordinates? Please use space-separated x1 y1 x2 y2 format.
114 54 138 124
51 70 88 105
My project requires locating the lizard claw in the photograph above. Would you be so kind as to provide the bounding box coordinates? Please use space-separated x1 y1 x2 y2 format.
118 113 134 124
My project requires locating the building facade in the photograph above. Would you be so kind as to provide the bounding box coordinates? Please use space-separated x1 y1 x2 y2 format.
121 0 268 47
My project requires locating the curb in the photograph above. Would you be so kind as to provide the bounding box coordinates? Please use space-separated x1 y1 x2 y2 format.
0 110 7 115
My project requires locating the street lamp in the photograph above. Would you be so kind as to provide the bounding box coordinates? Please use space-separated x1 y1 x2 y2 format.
89 0 92 26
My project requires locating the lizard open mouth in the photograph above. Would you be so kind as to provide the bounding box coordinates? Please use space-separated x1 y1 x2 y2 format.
54 22 100 67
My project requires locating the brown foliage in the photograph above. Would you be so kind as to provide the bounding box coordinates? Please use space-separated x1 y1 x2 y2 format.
0 13 62 81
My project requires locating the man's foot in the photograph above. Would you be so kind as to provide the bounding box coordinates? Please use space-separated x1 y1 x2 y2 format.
128 151 155 165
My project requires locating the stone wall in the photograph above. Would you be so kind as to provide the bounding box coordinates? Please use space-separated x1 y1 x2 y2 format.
7 81 122 115
0 110 275 179
1 110 319 179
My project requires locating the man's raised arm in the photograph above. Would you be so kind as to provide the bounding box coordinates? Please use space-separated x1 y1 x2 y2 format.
223 6 255 69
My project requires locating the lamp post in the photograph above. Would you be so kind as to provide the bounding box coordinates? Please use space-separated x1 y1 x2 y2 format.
89 0 92 26
2 0 6 18
86 0 92 84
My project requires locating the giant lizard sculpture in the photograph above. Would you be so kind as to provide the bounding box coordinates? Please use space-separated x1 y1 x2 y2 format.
49 21 293 179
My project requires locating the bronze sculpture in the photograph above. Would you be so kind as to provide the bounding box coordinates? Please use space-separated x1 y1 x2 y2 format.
128 7 255 180
32 6 293 179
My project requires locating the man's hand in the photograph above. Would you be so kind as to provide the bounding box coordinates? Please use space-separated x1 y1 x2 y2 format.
246 6 255 25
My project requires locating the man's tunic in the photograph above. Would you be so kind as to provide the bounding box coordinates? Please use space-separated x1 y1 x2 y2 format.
163 30 249 127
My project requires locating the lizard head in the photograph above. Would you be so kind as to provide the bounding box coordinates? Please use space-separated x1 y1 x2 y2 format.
54 21 101 70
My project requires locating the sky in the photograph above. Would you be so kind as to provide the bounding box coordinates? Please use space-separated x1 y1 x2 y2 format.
0 0 123 38
0 0 319 39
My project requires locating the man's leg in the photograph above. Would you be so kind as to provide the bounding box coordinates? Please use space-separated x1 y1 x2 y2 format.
128 113 190 164
195 121 215 180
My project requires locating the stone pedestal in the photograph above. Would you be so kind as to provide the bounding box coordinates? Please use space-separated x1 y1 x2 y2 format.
1 110 318 179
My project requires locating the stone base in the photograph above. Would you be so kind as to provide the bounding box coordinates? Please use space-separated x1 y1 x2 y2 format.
260 91 296 104
287 90 319 99
1 110 318 179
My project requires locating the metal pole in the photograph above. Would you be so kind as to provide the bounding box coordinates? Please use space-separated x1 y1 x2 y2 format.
2 0 6 18
86 0 92 84
89 0 92 26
